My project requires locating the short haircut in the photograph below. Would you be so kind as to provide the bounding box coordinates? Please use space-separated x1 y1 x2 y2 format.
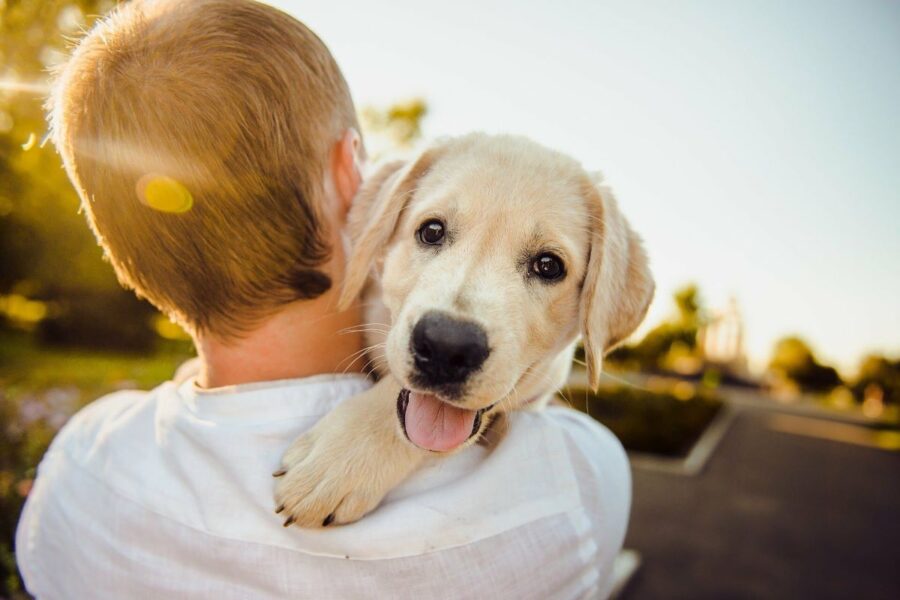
49 0 360 336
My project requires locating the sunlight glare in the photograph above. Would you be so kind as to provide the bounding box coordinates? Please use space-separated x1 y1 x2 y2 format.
136 174 194 214
0 77 51 95
21 133 37 151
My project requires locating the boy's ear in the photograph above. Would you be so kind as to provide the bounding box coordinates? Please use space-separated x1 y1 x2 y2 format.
579 178 655 390
338 146 444 310
331 128 364 218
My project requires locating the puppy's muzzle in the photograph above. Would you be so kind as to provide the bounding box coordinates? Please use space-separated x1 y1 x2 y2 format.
410 311 489 389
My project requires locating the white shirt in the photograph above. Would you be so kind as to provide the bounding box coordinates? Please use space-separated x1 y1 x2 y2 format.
16 373 630 599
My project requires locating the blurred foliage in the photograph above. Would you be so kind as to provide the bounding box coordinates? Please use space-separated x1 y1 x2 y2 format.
606 284 705 373
37 289 158 350
359 98 428 159
0 0 159 351
1 0 114 292
561 382 723 457
854 354 900 405
768 336 842 394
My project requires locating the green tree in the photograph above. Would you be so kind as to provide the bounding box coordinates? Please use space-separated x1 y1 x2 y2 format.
359 98 428 159
854 354 900 405
1 0 160 350
673 284 702 327
768 336 842 393
607 284 704 372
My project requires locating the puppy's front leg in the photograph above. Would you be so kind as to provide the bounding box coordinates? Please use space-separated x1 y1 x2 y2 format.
274 376 425 527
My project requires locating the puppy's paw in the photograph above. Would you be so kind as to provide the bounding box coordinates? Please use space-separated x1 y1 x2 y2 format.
273 383 424 528
273 428 387 528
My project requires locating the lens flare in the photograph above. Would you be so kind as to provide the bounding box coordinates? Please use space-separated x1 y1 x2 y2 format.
0 78 50 95
136 174 193 214
21 133 37 151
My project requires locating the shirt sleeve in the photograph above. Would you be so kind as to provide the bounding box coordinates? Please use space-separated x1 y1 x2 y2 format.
545 407 632 598
14 390 143 598
15 428 65 599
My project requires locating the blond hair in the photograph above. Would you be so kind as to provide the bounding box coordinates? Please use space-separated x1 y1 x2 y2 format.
49 0 359 336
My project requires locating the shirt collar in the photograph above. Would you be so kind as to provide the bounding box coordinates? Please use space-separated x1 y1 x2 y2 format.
177 372 371 422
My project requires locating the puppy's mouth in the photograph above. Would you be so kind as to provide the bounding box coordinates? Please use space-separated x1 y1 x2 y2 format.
397 389 493 452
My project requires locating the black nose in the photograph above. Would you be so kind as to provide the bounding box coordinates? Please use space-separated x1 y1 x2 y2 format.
411 312 490 386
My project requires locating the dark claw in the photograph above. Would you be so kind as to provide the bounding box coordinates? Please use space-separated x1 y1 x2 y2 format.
322 513 335 527
272 468 287 478
283 516 295 527
275 504 285 514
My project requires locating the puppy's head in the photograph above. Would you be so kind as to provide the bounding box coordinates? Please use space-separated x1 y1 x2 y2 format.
340 134 653 450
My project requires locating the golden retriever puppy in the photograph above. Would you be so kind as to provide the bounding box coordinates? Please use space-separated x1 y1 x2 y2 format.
274 133 654 527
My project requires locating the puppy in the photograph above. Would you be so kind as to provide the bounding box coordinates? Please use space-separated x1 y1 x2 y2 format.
274 133 653 527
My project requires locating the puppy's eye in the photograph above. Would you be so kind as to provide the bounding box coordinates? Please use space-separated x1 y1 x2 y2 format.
532 253 565 281
417 219 445 245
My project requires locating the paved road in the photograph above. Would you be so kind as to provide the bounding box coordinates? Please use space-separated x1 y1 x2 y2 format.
620 407 900 599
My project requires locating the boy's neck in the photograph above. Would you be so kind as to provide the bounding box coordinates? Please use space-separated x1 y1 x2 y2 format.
194 294 366 389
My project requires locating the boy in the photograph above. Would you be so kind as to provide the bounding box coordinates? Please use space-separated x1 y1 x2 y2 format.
16 1 631 597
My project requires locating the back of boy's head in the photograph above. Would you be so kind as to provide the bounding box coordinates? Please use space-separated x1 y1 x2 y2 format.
49 0 360 337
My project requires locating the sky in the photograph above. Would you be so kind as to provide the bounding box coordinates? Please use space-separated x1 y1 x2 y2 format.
271 0 900 374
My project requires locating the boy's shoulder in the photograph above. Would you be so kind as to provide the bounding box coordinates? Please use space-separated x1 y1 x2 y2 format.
510 405 628 469
365 405 629 559
45 383 169 467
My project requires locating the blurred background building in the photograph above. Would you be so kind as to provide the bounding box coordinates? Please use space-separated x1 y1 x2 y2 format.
700 298 747 374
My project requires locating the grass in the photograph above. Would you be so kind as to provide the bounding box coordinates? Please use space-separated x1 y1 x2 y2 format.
0 331 194 598
0 331 193 397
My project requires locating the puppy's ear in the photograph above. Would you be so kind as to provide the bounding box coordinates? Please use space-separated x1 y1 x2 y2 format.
338 147 443 310
579 179 655 390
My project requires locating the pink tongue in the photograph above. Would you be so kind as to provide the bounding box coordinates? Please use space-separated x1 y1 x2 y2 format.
404 391 477 452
